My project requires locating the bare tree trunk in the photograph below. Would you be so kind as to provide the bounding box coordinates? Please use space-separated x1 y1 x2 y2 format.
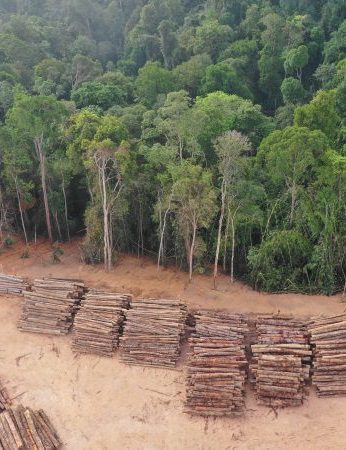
61 172 70 242
223 208 231 272
178 136 183 162
139 198 144 256
34 136 53 242
264 198 280 238
189 220 197 282
107 208 113 271
54 210 62 241
213 182 226 289
101 166 111 271
230 214 235 283
229 205 240 284
290 183 297 226
13 177 28 245
158 195 171 269
94 150 122 271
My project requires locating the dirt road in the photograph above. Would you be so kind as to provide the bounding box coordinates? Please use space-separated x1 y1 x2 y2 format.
0 240 345 449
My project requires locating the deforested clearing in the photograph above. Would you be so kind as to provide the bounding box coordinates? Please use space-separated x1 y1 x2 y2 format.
0 240 346 450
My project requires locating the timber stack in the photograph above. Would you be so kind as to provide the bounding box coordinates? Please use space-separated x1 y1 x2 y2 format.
120 298 187 368
251 315 312 407
0 274 29 296
0 382 10 413
308 313 346 397
72 290 132 356
0 406 62 449
18 278 85 335
185 311 248 417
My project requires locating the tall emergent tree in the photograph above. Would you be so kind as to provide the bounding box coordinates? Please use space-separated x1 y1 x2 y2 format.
169 162 217 281
213 131 251 288
4 92 68 241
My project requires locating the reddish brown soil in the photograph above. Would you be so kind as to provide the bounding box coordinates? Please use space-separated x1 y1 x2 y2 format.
0 239 345 449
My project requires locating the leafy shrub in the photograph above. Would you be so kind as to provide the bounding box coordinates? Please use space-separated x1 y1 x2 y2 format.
3 235 15 247
248 230 311 292
52 244 64 263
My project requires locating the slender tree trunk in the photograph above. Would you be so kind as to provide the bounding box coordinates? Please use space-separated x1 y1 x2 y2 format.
213 182 226 289
108 209 113 270
229 205 240 284
61 172 70 242
264 198 280 238
290 183 297 226
178 136 183 162
101 164 110 271
189 220 197 282
34 136 53 242
223 208 231 272
14 177 28 245
54 210 62 241
139 198 144 256
158 196 171 269
230 214 236 283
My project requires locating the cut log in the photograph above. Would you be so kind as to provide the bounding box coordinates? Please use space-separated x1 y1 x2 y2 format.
184 310 248 417
72 289 132 356
18 278 86 335
0 407 62 450
0 273 29 296
120 298 187 368
308 315 346 397
250 314 311 407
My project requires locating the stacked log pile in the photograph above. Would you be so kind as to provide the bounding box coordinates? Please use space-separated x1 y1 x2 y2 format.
251 315 312 407
72 290 132 356
0 406 62 449
120 298 187 368
0 383 10 413
185 311 248 417
309 314 346 397
0 274 28 296
18 278 85 335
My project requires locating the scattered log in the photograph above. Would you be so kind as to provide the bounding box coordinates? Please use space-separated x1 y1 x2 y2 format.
184 310 248 417
120 298 187 368
0 274 29 296
72 290 132 356
308 314 346 397
0 382 10 413
18 278 86 335
250 315 311 407
0 406 62 450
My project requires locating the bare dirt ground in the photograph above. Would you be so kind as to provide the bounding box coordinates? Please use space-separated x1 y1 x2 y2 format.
0 239 346 450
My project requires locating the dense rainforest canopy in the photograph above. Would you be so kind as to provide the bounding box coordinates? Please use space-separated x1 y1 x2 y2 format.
0 0 345 294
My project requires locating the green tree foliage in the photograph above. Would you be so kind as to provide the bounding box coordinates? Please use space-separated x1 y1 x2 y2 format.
284 45 309 80
193 20 233 61
135 62 174 107
173 54 212 97
324 20 346 64
200 62 253 100
195 92 273 154
0 0 344 293
71 81 127 110
169 162 217 280
248 230 312 292
281 77 306 104
294 90 341 144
